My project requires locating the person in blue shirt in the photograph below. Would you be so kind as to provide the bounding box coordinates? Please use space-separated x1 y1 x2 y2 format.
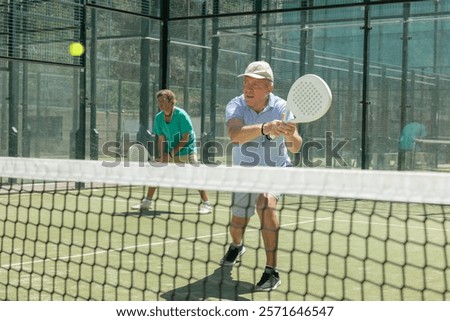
399 121 427 151
221 61 302 291
131 89 212 214
398 121 427 170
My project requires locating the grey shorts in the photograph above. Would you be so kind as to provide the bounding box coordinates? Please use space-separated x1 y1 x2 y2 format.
231 192 280 218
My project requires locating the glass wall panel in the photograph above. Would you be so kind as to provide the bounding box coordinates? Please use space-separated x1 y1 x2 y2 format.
1 0 450 169
85 7 161 160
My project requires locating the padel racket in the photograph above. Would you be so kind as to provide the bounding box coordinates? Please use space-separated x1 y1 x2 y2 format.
269 74 332 139
285 74 332 123
128 143 151 163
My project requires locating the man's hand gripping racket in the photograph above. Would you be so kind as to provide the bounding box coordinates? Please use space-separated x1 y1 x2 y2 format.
270 74 332 138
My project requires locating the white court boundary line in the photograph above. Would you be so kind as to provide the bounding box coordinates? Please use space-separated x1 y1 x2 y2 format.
1 196 449 271
1 177 449 272
1 211 447 273
0 217 330 272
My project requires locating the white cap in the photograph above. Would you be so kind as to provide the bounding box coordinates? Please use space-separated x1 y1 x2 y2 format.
238 61 274 82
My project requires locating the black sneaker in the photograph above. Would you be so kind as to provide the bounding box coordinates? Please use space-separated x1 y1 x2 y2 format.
219 245 246 266
255 270 281 291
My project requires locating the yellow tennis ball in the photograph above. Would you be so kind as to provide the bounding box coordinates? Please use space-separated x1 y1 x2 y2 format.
69 42 85 57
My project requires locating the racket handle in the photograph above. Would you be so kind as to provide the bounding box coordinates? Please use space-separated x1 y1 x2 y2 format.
268 113 286 140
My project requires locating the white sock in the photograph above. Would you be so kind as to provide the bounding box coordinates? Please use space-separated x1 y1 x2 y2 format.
231 242 242 249
265 266 277 273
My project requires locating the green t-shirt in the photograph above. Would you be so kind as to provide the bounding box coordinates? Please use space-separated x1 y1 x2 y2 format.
153 106 196 156
399 122 427 151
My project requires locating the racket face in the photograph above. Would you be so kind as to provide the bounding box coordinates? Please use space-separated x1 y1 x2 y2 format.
128 143 150 163
286 74 332 123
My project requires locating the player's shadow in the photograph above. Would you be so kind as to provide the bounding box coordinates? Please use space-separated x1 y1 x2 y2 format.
160 266 254 301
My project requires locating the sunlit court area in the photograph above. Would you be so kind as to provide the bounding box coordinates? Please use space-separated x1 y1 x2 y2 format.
1 0 450 304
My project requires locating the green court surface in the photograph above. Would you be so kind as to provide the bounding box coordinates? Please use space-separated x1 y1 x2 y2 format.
1 185 449 301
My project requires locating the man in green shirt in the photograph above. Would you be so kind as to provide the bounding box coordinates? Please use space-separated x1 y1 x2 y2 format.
131 89 212 214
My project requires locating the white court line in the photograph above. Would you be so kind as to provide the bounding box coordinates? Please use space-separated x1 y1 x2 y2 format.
2 192 449 272
332 218 448 232
0 217 329 271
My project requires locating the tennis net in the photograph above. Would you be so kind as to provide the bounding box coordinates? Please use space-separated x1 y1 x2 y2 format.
0 157 449 301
